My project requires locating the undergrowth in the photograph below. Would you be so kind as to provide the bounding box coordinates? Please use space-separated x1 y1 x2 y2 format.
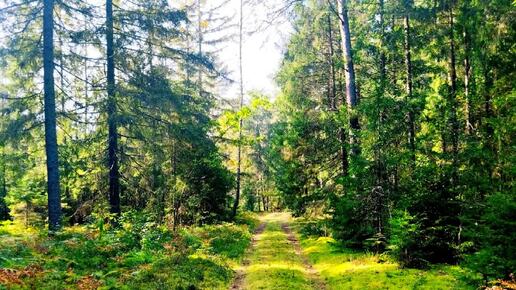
292 218 483 290
0 211 258 289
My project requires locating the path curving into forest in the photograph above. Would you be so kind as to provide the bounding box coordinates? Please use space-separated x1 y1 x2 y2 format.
230 212 326 290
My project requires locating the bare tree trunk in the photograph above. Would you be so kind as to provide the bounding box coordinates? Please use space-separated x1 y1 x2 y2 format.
448 3 459 185
106 0 120 215
464 29 473 134
197 0 203 95
327 12 337 111
404 2 416 164
462 8 474 135
232 0 244 218
43 0 61 231
328 8 349 177
0 148 9 220
375 0 387 184
337 0 360 156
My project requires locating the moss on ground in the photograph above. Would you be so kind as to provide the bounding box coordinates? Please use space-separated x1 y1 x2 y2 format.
0 213 259 290
294 223 480 290
242 213 314 289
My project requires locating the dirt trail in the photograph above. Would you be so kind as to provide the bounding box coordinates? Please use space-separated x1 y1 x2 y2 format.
230 221 267 290
229 213 326 290
281 222 326 290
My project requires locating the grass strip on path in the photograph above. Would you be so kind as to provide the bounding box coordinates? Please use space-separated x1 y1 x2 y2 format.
233 213 322 290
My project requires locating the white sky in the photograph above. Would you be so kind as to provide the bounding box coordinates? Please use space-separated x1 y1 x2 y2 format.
210 0 293 102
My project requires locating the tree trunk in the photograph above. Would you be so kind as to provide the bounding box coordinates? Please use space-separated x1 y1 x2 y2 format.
327 12 337 111
462 7 473 135
448 3 459 185
0 149 9 221
106 0 120 215
404 2 416 164
464 29 473 134
43 0 61 231
337 0 360 156
197 0 203 95
375 0 386 185
232 0 244 218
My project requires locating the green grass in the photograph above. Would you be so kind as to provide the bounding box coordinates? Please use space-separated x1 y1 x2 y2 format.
294 225 479 290
0 213 259 290
241 213 315 290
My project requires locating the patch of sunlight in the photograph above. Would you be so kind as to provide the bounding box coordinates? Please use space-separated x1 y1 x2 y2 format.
294 230 476 290
240 213 316 290
247 262 307 273
318 261 398 276
0 220 39 237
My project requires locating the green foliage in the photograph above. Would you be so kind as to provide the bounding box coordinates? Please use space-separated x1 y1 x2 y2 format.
296 229 478 290
329 195 374 248
465 192 516 280
0 212 255 289
387 210 424 268
195 223 252 260
297 218 331 238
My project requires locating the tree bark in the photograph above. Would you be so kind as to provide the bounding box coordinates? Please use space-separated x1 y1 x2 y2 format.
337 0 360 156
462 7 473 134
197 0 203 95
232 0 244 218
404 1 416 164
327 12 337 110
464 28 473 134
43 0 61 231
106 0 120 215
448 3 459 184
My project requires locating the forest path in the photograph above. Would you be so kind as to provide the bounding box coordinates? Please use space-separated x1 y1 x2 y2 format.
230 212 325 290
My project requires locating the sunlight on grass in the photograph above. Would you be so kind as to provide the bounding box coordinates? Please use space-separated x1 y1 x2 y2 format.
242 213 314 290
297 233 477 290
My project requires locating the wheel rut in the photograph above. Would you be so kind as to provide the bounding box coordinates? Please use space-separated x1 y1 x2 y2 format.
281 223 326 290
230 221 267 290
229 213 326 290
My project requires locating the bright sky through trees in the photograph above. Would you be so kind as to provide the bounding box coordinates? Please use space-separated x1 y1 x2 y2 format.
211 0 292 100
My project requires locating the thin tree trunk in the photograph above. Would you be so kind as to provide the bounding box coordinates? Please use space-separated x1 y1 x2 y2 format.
106 0 120 215
328 8 349 177
0 148 9 220
197 0 203 95
404 2 416 164
339 128 349 176
328 12 337 110
376 0 387 184
448 3 459 185
337 0 360 156
463 17 473 134
464 31 473 134
43 0 61 231
232 0 244 218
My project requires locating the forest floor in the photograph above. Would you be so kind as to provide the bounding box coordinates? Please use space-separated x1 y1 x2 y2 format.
230 212 477 290
0 212 480 289
230 212 325 290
